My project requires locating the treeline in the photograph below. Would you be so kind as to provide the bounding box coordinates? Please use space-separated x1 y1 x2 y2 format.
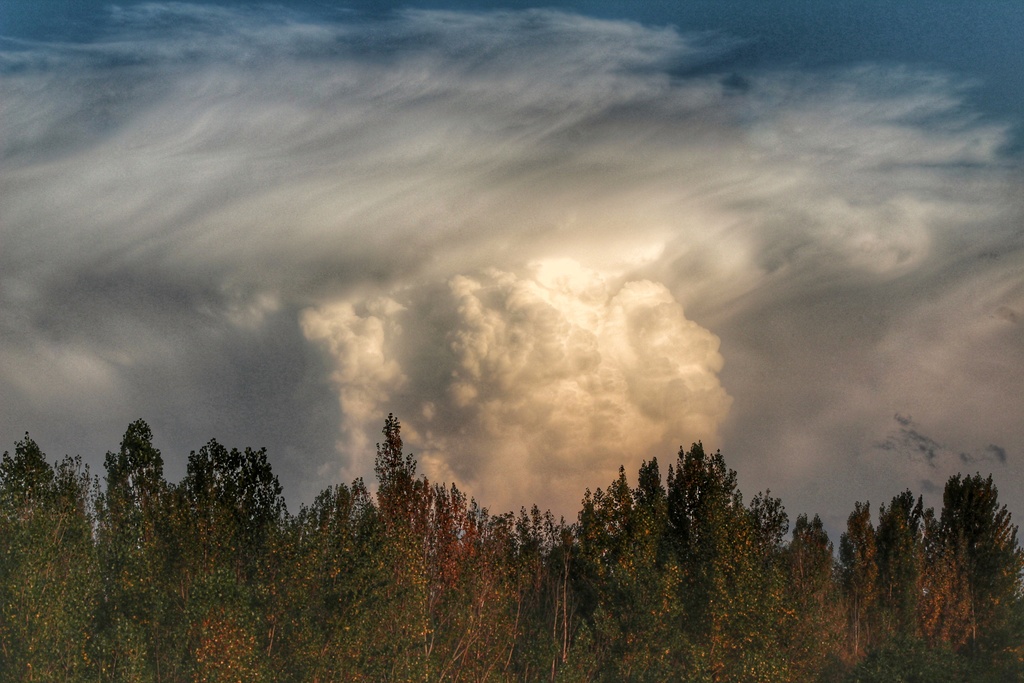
1 415 1021 682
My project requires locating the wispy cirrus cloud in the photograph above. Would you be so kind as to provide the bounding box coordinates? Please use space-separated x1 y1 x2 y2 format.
1 4 1021 520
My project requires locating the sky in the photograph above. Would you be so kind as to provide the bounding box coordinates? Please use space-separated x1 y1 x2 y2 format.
2 0 1022 534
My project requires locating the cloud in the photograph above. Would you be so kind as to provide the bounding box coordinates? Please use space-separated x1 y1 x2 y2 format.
1 4 1022 520
877 414 1010 470
302 260 731 516
986 444 1009 463
960 444 1009 465
875 414 945 466
301 298 408 460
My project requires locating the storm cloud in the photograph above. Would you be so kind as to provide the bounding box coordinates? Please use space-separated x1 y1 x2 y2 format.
2 4 1021 522
302 261 731 512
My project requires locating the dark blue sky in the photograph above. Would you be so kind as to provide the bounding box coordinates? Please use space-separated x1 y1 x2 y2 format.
5 0 1022 129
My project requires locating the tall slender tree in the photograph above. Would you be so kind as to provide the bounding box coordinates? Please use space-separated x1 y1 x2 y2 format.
840 501 878 662
370 414 433 679
96 420 175 683
0 436 99 682
875 490 925 641
785 513 842 680
919 506 972 651
938 473 1023 668
666 443 790 681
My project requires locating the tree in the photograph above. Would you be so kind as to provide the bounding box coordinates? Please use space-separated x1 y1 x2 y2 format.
3 412 1023 681
839 501 878 662
573 461 689 681
187 568 270 683
181 439 285 581
918 506 972 651
748 490 788 565
0 435 100 682
176 439 285 681
875 490 924 640
369 414 433 679
96 420 175 683
374 412 417 528
666 443 790 681
785 513 842 681
938 473 1023 667
264 478 382 681
844 636 963 683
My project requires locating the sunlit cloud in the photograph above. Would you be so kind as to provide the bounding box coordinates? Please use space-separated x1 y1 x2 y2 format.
303 260 730 514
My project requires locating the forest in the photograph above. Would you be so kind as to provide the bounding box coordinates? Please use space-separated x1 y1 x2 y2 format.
0 415 1021 682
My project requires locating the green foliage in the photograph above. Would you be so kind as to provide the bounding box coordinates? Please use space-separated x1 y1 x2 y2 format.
844 636 963 683
95 420 175 683
575 464 687 681
785 513 843 680
0 436 99 682
840 501 878 661
182 439 285 581
0 417 1021 682
875 491 924 641
664 443 793 681
271 480 381 681
187 568 271 683
937 473 1024 674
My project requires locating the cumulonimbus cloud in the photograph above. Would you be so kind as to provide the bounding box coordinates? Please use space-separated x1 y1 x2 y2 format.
302 260 731 514
2 4 1021 520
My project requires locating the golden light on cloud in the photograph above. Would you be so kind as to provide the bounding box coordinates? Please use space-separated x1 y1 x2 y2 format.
302 259 731 516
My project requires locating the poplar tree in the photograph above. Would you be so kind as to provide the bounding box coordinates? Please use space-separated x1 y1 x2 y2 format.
939 473 1023 670
0 436 99 682
839 501 878 662
875 490 924 641
666 443 789 681
179 439 285 682
575 465 683 680
96 420 174 683
785 513 842 680
371 414 432 679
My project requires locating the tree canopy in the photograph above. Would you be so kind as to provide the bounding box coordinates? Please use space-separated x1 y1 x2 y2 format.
0 416 1021 682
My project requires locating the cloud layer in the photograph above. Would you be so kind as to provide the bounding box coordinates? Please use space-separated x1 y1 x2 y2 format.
1 4 1021 522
